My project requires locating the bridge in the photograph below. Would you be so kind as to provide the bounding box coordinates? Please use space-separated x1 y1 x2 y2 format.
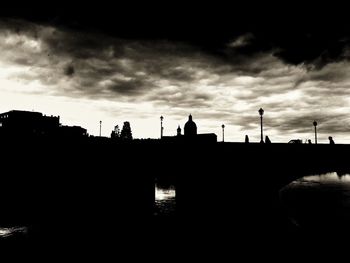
155 142 350 232
1 137 349 255
0 138 349 236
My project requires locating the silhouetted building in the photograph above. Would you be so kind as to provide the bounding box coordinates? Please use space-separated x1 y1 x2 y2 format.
265 136 271 144
162 114 216 143
177 125 182 136
0 110 89 139
0 110 59 137
58 125 87 137
184 114 197 136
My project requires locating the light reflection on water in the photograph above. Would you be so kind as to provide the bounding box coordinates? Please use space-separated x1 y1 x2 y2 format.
290 172 350 185
280 172 350 228
0 227 27 238
155 185 176 216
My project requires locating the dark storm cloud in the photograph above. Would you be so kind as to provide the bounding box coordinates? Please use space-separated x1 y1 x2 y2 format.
64 64 75 76
5 5 350 69
13 57 33 66
46 36 217 99
3 15 350 88
233 111 350 138
221 24 350 70
0 18 220 101
294 62 350 87
148 85 213 108
3 14 350 141
153 96 211 109
105 77 150 95
259 108 342 141
270 113 350 135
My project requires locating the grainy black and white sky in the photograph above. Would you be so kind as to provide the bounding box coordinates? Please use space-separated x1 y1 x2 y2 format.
1 4 350 142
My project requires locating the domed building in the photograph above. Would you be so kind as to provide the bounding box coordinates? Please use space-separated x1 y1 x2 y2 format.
161 114 217 143
184 114 197 136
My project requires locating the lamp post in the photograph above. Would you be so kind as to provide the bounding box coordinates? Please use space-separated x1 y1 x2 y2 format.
160 116 164 139
99 120 102 137
258 108 264 143
221 124 225 142
313 120 318 144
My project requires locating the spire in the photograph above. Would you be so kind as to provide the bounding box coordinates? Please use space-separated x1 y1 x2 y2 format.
189 114 192 121
177 125 181 136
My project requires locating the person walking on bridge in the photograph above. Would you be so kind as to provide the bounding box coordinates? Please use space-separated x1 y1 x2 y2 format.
329 136 335 144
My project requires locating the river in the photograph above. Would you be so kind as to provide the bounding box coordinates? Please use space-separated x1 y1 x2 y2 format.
3 172 350 240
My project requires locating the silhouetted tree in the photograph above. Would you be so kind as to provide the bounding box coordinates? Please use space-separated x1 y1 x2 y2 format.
120 121 133 140
245 135 249 143
265 135 271 144
111 125 120 139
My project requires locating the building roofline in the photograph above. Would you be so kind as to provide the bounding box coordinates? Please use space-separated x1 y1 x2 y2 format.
0 110 42 115
0 110 59 118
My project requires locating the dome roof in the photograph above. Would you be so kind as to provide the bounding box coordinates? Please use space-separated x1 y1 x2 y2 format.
184 114 197 136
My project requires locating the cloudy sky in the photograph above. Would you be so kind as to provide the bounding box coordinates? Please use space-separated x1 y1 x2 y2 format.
1 6 350 143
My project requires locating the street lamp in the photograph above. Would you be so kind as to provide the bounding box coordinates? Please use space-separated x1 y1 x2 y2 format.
258 108 264 143
313 120 318 144
160 116 164 139
221 124 225 142
99 120 102 137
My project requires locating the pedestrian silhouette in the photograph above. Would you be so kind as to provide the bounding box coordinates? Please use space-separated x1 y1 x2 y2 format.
265 135 271 144
329 136 335 144
308 139 312 144
245 135 249 143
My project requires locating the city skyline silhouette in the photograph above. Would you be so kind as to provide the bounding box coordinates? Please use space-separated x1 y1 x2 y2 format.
1 8 350 143
0 108 341 144
2 5 350 259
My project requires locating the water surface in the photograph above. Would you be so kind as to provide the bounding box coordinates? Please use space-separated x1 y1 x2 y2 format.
0 227 27 238
280 172 350 229
154 184 176 216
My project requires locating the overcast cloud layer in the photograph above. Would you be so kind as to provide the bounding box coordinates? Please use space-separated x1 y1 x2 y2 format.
1 18 350 143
